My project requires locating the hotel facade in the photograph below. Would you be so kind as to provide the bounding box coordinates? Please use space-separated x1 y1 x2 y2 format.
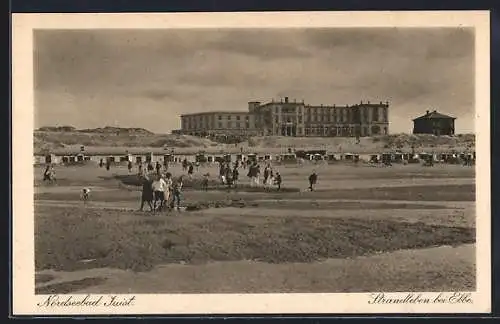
175 97 389 137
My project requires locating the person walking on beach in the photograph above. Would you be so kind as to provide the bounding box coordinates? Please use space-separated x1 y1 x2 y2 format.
247 163 256 187
232 166 239 187
139 174 154 212
263 164 271 186
188 163 194 179
308 171 318 191
274 171 282 191
152 174 168 212
155 161 162 175
170 176 184 211
202 173 210 191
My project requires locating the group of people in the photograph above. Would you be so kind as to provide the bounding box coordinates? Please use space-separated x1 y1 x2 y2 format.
218 161 240 188
246 163 282 190
139 172 184 213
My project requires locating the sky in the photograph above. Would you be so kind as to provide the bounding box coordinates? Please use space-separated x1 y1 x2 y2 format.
34 28 475 134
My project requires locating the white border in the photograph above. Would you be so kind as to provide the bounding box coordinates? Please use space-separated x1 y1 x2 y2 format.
12 11 491 315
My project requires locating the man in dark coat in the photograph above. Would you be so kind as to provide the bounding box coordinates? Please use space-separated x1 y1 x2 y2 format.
308 171 318 191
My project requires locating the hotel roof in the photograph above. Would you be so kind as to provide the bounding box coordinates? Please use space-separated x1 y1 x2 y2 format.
413 110 456 121
180 111 249 117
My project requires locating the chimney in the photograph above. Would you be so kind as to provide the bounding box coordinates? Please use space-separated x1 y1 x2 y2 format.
433 110 437 113
426 110 430 114
285 97 289 103
367 100 370 104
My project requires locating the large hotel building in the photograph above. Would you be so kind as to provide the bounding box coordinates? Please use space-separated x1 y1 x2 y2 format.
175 97 389 137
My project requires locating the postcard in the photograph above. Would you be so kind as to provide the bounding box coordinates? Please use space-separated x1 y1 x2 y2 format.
12 11 491 315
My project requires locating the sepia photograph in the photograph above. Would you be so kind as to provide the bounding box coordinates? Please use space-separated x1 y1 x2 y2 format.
12 11 491 315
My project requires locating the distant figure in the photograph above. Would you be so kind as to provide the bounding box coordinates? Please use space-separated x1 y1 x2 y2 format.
263 164 271 185
182 158 188 171
43 165 51 182
147 162 154 173
106 159 111 171
170 176 184 211
43 165 56 183
308 171 318 191
138 163 144 176
202 173 210 191
139 175 153 212
152 174 167 212
265 168 274 189
127 161 133 173
81 188 91 204
155 161 162 175
247 163 260 187
232 167 239 186
274 172 282 191
164 172 173 208
195 161 200 172
188 163 194 179
219 163 227 184
225 168 234 190
99 159 104 168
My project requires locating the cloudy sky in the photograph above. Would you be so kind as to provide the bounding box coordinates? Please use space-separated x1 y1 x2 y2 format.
34 28 475 134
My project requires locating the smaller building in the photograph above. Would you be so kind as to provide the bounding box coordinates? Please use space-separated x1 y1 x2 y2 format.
412 110 456 136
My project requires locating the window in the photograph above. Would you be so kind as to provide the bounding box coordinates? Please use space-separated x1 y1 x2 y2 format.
245 116 249 120
275 107 279 113
245 122 250 128
275 116 279 123
298 116 302 123
227 116 231 120
236 122 240 128
218 122 222 128
373 107 379 122
297 127 302 134
236 116 241 120
218 115 222 120
228 122 232 128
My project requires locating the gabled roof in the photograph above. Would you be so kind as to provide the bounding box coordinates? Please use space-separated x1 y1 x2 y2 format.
413 110 456 121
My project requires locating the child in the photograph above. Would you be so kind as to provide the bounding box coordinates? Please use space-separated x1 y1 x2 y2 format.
81 188 91 204
202 173 210 191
